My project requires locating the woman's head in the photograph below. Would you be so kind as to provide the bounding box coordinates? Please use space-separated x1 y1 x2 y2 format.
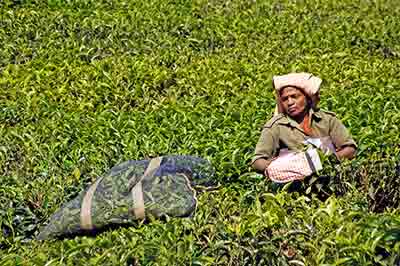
273 73 322 116
279 86 311 118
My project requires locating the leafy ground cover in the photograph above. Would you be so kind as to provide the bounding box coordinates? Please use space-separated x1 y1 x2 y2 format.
1 0 400 265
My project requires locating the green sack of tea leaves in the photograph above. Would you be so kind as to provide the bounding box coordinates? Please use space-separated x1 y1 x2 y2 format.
36 155 216 240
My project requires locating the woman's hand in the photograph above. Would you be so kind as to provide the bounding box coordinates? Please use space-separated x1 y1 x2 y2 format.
335 145 356 160
252 158 274 175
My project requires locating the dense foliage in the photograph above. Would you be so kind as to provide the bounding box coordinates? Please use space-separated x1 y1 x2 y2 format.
1 0 399 265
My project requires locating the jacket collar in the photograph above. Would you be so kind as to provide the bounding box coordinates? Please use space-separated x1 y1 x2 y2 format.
278 109 322 124
277 109 322 134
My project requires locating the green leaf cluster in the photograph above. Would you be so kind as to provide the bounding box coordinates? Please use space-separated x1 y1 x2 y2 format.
1 0 399 265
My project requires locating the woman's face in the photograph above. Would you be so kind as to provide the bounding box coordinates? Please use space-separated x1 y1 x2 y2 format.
280 86 308 118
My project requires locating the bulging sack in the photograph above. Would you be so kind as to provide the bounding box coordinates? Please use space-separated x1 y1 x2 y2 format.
37 155 216 240
266 148 322 183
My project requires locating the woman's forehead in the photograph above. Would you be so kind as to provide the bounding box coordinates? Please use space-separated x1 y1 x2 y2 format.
280 86 305 96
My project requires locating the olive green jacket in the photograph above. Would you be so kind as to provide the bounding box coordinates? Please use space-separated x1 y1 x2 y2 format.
252 109 357 163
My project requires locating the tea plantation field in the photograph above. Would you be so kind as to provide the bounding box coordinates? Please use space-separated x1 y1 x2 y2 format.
1 0 400 265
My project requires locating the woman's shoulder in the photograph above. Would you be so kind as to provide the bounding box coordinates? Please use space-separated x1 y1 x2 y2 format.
263 113 288 128
314 109 349 130
314 109 338 121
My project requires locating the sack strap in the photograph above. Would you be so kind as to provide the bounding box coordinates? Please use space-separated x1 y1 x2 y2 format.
130 157 162 220
80 177 103 230
304 151 316 173
79 157 162 230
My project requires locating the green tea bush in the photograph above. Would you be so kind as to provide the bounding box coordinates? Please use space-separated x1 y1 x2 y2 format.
1 0 399 265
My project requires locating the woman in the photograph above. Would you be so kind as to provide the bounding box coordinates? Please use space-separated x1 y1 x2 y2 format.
252 73 357 178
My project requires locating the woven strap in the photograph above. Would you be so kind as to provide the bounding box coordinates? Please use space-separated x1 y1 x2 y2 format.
80 177 103 230
304 151 316 173
130 157 162 220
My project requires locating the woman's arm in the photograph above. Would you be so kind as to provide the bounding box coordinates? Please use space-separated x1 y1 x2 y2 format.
252 124 280 174
328 115 357 161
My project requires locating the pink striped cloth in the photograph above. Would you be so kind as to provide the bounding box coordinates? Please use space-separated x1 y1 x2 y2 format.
266 148 322 183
